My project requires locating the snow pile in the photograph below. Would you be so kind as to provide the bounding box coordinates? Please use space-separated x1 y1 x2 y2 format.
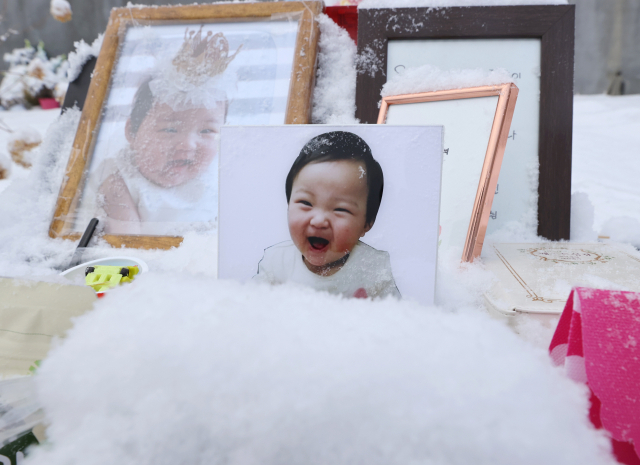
28 276 613 465
572 95 640 248
0 109 80 276
311 14 358 124
66 34 103 83
359 0 567 8
0 41 68 108
50 0 72 23
600 217 640 249
7 128 42 168
381 65 514 97
435 246 499 309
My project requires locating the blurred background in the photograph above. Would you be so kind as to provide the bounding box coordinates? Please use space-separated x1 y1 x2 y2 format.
0 0 638 95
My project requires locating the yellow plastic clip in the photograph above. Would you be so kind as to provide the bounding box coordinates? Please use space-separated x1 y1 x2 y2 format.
84 265 139 292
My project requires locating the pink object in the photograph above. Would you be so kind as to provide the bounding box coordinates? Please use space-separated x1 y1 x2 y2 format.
550 287 640 465
39 98 60 109
353 288 368 299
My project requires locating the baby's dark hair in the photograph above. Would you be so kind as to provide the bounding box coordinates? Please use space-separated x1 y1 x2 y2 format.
285 131 384 227
128 78 229 136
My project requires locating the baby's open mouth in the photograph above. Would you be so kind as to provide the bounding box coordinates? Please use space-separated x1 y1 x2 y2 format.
308 236 329 251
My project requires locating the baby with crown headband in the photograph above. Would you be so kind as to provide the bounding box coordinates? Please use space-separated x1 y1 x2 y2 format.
97 27 241 235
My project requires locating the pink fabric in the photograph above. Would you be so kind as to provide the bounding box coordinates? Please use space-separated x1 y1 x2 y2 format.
550 287 640 464
38 98 60 109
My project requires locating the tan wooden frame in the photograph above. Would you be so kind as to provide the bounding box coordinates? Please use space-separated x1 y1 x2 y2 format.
377 83 519 262
49 1 323 250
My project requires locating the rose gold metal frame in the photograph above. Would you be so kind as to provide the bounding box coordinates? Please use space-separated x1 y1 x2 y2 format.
377 83 519 262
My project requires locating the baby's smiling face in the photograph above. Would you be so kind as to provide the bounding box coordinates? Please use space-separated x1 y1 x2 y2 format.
288 160 371 272
126 102 225 188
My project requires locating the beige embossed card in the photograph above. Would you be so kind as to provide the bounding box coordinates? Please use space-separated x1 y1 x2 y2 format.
483 243 640 315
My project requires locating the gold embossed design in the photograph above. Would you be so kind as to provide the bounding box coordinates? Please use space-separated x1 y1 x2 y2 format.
520 247 613 265
494 246 565 304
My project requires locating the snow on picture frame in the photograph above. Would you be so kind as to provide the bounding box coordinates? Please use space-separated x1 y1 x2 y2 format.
49 1 322 250
378 84 519 262
356 5 575 242
218 125 443 306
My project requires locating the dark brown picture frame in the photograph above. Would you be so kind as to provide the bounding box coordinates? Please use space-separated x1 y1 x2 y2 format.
50 1 322 250
355 5 575 241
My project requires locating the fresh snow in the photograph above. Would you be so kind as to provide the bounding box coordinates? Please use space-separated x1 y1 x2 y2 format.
312 15 359 124
66 34 103 83
572 94 640 247
27 277 613 465
381 65 514 96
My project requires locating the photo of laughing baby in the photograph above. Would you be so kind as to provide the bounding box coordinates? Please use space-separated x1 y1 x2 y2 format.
218 125 443 305
253 132 401 299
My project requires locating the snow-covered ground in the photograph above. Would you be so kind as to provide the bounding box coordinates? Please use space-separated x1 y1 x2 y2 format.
572 94 640 245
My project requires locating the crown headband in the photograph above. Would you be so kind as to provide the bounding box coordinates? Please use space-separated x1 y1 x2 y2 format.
148 28 242 110
172 26 242 85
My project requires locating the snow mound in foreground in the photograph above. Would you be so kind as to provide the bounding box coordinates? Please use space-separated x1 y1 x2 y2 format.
30 275 613 465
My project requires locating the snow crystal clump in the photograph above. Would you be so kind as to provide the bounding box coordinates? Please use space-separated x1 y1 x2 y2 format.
0 41 67 108
311 14 358 124
50 0 72 22
359 0 567 8
381 64 513 97
66 34 103 83
7 128 42 168
29 276 613 465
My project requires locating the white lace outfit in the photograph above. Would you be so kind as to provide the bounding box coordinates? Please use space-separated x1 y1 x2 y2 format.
94 147 217 235
253 240 401 299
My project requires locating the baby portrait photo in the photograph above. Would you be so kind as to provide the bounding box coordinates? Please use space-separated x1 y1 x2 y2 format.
71 18 301 236
218 125 443 305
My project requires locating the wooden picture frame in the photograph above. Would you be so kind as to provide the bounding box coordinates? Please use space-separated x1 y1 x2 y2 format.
356 5 575 241
378 83 519 262
50 1 323 250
